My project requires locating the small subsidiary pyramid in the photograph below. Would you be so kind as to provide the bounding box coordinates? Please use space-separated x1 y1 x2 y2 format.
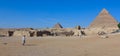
53 23 63 29
89 8 118 29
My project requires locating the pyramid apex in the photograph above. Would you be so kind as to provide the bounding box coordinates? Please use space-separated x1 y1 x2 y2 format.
56 22 60 24
53 23 63 29
102 8 107 10
102 8 108 12
99 8 109 15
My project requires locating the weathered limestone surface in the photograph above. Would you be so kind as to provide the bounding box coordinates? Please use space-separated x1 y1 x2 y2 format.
88 8 118 34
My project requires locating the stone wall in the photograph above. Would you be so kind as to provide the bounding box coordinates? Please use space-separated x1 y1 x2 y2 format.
0 30 9 37
13 31 30 37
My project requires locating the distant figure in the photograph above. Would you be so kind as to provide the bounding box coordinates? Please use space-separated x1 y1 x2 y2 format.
22 35 26 46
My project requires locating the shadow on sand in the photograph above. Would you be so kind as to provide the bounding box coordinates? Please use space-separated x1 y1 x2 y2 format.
24 44 37 46
2 43 8 45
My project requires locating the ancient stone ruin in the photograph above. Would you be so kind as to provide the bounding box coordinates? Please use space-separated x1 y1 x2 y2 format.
88 8 119 34
0 8 119 37
89 8 118 28
53 23 63 29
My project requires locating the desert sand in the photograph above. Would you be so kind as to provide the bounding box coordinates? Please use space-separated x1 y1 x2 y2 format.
0 34 120 56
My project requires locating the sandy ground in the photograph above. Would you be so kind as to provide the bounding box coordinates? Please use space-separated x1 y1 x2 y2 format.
0 34 120 56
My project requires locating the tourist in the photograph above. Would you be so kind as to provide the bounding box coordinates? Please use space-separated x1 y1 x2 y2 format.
22 35 26 46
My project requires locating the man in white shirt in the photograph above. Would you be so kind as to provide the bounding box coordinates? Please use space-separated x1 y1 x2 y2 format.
22 35 26 46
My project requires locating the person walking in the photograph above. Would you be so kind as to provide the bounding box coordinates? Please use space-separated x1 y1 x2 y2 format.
22 35 26 46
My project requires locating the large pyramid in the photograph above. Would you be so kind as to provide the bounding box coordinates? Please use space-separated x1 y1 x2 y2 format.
53 23 63 29
89 8 118 29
